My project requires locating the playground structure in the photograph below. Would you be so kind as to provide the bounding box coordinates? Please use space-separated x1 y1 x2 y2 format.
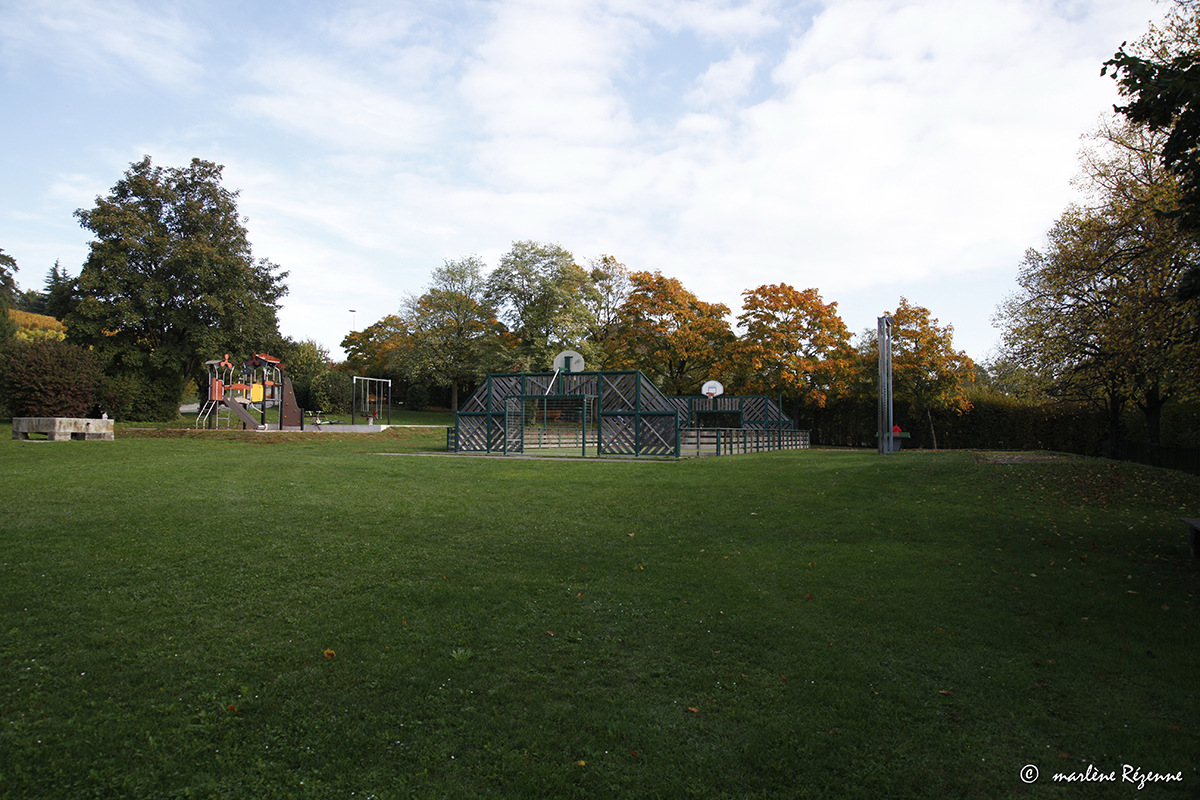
351 376 392 426
196 353 301 430
451 369 808 457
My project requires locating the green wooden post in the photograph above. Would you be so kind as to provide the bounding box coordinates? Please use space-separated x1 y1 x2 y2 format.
634 373 642 457
597 374 605 456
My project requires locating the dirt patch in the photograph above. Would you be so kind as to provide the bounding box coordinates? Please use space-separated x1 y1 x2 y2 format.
972 450 1081 465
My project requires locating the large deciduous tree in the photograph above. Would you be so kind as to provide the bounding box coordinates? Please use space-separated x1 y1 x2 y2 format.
733 283 851 409
1104 0 1200 298
68 157 287 420
341 315 411 377
997 122 1200 448
401 255 507 410
580 254 632 369
608 271 734 395
999 208 1131 444
485 241 597 370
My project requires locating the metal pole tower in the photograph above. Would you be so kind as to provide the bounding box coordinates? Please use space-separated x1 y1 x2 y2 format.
877 315 894 455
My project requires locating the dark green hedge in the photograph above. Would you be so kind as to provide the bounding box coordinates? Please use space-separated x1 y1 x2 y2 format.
801 396 1110 454
0 338 101 418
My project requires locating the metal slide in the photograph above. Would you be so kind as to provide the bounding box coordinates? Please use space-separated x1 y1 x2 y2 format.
221 398 267 430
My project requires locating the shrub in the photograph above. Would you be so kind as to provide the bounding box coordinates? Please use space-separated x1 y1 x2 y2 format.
13 327 67 343
309 369 351 413
90 370 185 422
94 372 150 422
0 338 100 417
8 309 66 334
405 383 430 411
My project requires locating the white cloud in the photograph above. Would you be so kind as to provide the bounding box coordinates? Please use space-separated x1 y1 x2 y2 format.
686 48 759 107
0 0 203 87
614 0 786 41
0 0 1172 361
457 0 640 145
237 54 449 153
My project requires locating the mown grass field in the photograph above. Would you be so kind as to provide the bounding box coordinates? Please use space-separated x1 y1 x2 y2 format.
0 426 1196 798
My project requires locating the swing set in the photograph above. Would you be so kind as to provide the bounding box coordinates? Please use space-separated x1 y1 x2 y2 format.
351 376 392 425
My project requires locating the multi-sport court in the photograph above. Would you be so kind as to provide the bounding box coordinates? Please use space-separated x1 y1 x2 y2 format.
450 369 809 458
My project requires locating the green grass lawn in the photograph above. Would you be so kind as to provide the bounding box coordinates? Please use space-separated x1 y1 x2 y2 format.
0 431 1196 798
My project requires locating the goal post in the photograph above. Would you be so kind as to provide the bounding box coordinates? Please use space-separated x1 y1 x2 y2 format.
503 394 598 456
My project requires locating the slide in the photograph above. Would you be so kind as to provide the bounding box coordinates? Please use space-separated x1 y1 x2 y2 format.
221 397 267 430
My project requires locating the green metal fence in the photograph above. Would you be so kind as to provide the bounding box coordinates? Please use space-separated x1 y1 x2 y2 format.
452 371 808 458
454 370 680 457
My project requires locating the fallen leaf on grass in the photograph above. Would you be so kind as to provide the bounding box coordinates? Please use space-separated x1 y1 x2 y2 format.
938 690 952 695
323 649 336 659
687 707 699 713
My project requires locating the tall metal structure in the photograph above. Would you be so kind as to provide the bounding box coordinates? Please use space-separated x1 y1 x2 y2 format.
877 314 894 455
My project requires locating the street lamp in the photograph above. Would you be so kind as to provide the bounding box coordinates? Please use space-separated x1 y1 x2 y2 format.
350 309 357 330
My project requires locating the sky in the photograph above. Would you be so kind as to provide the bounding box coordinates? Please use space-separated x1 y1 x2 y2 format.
0 0 1171 363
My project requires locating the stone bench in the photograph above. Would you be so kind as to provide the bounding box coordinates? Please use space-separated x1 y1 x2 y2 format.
12 417 114 441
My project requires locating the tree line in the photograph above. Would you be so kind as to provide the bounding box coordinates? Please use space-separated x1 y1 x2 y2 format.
342 243 974 447
3 0 1198 455
0 157 332 421
994 0 1200 453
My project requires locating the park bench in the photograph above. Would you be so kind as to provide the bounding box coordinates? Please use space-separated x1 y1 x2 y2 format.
12 417 114 441
1182 518 1200 559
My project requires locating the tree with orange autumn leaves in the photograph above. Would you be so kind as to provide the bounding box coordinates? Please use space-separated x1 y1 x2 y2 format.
861 297 974 449
346 251 977 442
606 271 734 395
730 284 853 409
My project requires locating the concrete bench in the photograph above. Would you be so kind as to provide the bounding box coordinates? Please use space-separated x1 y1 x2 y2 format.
1183 518 1200 559
12 417 114 441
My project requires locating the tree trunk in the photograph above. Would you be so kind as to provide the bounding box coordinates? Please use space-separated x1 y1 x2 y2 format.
926 407 938 450
1138 385 1169 467
451 382 459 412
1107 391 1124 450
